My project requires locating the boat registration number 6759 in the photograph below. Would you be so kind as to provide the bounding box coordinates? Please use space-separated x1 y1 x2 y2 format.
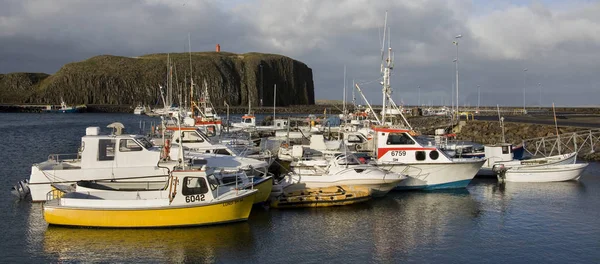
390 151 407 156
185 194 205 203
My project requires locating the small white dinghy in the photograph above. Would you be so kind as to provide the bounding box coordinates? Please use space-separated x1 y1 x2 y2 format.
494 163 588 183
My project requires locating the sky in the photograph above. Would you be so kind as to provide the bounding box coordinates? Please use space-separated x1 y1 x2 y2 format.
1 0 600 107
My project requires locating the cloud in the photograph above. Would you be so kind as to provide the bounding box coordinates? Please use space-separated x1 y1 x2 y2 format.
0 0 599 106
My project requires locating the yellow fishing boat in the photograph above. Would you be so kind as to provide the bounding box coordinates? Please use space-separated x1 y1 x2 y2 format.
43 168 257 228
270 185 371 208
214 170 273 205
250 176 273 204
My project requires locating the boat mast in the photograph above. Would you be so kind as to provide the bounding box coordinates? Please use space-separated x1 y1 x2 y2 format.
352 78 356 110
188 33 194 117
380 11 388 124
248 95 251 115
343 65 347 121
273 84 277 122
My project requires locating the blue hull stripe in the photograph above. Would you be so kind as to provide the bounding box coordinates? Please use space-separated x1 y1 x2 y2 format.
394 179 472 191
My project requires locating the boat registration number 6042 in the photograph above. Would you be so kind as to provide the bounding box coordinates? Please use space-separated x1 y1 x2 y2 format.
185 194 205 203
390 151 407 156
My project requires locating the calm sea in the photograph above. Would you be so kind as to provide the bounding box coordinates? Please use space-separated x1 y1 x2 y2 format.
1 113 598 263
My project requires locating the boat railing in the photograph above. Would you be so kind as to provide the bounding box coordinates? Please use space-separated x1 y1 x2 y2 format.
522 128 600 158
45 189 63 203
48 153 80 162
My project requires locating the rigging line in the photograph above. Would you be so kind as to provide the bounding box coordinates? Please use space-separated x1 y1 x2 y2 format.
355 77 384 86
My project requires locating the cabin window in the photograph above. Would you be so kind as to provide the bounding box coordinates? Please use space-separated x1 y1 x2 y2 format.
136 137 154 149
346 134 363 143
181 131 204 143
386 133 415 145
98 139 116 161
182 177 209 195
206 175 220 191
244 118 253 124
502 146 510 154
429 150 439 160
214 149 231 155
119 139 143 152
206 126 216 137
415 151 426 161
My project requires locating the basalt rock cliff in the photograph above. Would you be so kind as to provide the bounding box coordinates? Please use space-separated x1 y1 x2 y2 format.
0 52 315 106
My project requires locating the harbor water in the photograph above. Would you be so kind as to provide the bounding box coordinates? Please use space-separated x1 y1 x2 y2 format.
1 113 599 263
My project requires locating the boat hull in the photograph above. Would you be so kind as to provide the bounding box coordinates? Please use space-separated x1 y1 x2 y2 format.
252 177 274 204
277 167 405 197
43 194 256 228
379 159 485 191
479 152 577 177
281 178 401 198
502 163 588 183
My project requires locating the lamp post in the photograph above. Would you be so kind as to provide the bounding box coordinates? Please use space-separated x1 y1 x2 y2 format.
453 34 462 121
538 82 542 108
477 85 480 113
418 85 421 107
522 68 528 113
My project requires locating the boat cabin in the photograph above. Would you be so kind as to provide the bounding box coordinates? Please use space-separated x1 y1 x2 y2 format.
166 127 234 156
80 127 161 169
240 115 256 127
483 143 514 164
372 127 452 163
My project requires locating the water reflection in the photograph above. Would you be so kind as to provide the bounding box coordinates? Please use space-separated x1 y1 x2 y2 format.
252 190 481 263
369 190 481 262
43 222 254 263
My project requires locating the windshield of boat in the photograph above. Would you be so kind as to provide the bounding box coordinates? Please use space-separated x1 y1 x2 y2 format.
335 154 360 166
135 137 154 149
206 174 220 191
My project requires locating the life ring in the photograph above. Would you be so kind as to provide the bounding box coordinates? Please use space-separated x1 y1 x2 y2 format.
281 142 289 148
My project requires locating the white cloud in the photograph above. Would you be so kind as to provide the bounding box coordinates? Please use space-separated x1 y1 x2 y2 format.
0 0 599 105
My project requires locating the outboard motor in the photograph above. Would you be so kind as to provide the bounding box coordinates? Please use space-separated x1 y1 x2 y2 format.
11 180 30 200
492 164 507 183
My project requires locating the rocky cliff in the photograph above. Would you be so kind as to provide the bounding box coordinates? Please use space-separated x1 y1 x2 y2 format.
0 73 50 103
0 52 314 106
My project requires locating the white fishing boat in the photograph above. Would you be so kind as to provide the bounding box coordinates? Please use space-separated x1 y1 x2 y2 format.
19 122 267 202
479 144 577 177
494 163 588 183
154 126 273 175
43 166 257 228
274 154 406 197
230 115 289 132
369 127 486 190
133 105 146 115
23 124 174 202
73 164 274 205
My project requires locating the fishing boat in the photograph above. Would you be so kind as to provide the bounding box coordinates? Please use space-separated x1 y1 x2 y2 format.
42 98 84 113
133 105 146 115
71 163 273 205
479 142 577 177
494 163 588 183
43 166 258 228
20 124 174 202
274 154 406 197
370 127 486 190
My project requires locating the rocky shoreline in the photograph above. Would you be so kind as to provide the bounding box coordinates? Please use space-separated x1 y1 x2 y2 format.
455 120 600 161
